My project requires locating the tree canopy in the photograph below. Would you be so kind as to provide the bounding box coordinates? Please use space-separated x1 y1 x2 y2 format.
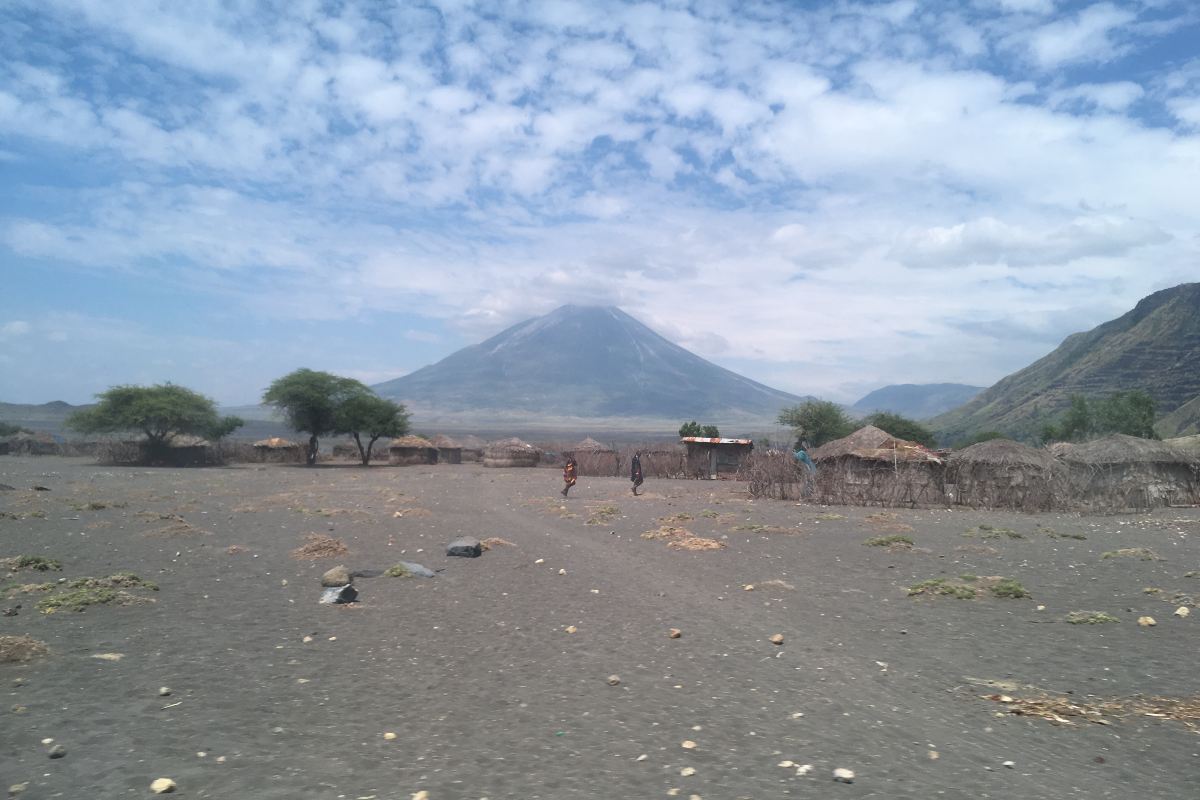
263 369 372 465
335 393 411 465
863 411 936 448
679 420 720 438
778 400 855 447
0 421 31 437
1040 391 1158 443
65 384 243 448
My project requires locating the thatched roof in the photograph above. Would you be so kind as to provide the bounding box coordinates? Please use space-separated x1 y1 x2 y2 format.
948 438 1058 469
485 437 537 455
430 434 462 449
572 436 613 453
812 425 940 464
1057 434 1196 465
254 437 298 449
389 435 435 449
1165 434 1200 456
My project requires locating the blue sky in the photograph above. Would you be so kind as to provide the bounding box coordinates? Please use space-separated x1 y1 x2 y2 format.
1 0 1198 406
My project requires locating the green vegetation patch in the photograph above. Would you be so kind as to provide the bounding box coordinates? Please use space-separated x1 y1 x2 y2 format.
35 573 158 614
963 524 1024 540
1065 611 1120 625
586 505 620 525
2 556 62 572
699 509 719 519
383 563 411 578
908 578 978 599
990 578 1030 599
1037 525 1087 540
864 534 914 548
1101 548 1162 561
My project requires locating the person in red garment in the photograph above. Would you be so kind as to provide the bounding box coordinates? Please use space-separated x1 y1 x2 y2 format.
561 456 578 497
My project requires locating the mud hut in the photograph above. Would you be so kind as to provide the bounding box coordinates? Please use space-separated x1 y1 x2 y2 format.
430 435 464 464
389 435 439 466
457 435 486 462
945 438 1068 511
810 425 945 507
564 437 619 476
1055 434 1200 512
483 437 540 468
682 437 754 479
253 437 304 463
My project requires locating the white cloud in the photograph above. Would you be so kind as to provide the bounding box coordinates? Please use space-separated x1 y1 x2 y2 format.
1025 2 1136 68
1 320 31 338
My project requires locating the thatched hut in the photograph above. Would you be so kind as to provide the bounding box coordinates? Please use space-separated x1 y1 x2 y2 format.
946 438 1068 511
389 435 439 466
1055 434 1199 512
682 437 754 479
483 437 540 468
810 425 945 507
1166 434 1200 458
456 434 485 462
4 431 59 456
253 437 304 463
564 437 619 476
430 435 463 464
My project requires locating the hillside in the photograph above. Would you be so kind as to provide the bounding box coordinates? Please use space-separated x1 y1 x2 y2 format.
851 383 983 420
932 283 1200 441
373 305 806 423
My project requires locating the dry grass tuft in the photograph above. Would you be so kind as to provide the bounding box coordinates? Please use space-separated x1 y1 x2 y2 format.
480 537 516 550
984 693 1200 730
392 507 432 518
668 536 726 551
0 635 49 663
1101 547 1162 561
225 545 250 555
865 512 914 532
291 534 349 560
758 579 796 591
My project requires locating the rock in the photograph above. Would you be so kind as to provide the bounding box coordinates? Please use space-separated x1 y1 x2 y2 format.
8 783 28 795
832 767 854 783
1175 606 1190 618
158 687 171 697
796 764 813 776
777 760 795 768
446 537 482 558
383 732 397 740
1138 615 1157 627
565 625 578 634
412 791 429 800
320 565 352 587
1002 760 1014 768
150 778 177 794
681 740 697 749
396 561 435 578
769 634 784 645
680 767 696 777
557 568 567 575
606 674 621 686
319 585 358 605
47 744 66 759
668 628 682 639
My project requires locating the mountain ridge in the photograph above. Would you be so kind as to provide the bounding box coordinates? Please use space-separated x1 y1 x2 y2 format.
851 383 984 419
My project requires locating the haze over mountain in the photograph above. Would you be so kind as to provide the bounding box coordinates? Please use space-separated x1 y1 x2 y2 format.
932 283 1200 441
373 305 806 423
851 384 984 420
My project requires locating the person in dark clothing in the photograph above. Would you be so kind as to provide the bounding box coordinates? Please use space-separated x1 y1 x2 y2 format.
630 452 644 496
561 456 577 497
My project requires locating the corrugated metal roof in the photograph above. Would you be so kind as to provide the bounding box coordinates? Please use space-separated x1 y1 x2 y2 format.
680 437 753 445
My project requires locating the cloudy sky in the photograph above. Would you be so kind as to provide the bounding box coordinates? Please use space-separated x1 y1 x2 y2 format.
2 0 1198 406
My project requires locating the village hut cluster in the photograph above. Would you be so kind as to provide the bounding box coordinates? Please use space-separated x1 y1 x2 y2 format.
782 425 1200 513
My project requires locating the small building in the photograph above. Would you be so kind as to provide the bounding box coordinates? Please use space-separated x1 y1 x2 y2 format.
430 435 464 464
945 438 1068 511
253 437 305 463
565 436 619 476
810 425 945 507
681 437 754 479
1055 434 1199 512
483 437 540 468
389 435 439 466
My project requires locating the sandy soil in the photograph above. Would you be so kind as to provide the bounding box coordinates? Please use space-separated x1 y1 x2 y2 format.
2 456 1199 799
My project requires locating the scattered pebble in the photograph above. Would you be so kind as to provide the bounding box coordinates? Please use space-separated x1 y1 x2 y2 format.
8 783 28 795
1002 760 1015 769
668 628 682 639
384 732 397 740
681 740 697 749
302 635 313 643
680 766 696 777
635 754 647 762
412 792 429 800
832 767 854 783
150 777 177 794
606 674 621 686
1175 606 1190 618
769 634 784 645
795 764 813 776
565 626 578 634
558 568 566 575
92 653 123 661
743 584 754 591
534 559 544 565
47 744 66 759
777 760 795 768
1036 605 1046 611
1138 616 1157 627
928 750 940 760
158 687 171 697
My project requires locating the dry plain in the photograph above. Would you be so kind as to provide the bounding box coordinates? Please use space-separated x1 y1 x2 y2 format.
2 456 1199 799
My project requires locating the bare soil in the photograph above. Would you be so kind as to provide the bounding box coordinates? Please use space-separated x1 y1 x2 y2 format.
2 456 1199 799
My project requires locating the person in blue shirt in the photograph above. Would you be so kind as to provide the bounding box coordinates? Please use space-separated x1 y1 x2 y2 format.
793 440 815 473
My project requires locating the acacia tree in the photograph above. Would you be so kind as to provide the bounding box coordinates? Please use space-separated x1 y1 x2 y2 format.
863 411 936 448
65 384 243 456
335 393 411 465
778 400 855 447
262 369 370 466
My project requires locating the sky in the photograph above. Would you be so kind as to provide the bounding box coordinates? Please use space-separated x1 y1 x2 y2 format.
1 0 1198 407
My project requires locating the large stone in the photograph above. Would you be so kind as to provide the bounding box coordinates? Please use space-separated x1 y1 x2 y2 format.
446 537 482 558
397 561 436 578
320 565 352 587
319 585 358 605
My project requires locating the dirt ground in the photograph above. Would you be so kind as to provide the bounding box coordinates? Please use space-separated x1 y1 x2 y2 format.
2 456 1199 799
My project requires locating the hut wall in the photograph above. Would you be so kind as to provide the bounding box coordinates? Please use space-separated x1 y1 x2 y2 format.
1065 462 1200 512
251 445 305 463
946 463 1068 512
812 457 947 508
461 448 482 462
573 450 620 476
438 447 463 465
391 447 438 466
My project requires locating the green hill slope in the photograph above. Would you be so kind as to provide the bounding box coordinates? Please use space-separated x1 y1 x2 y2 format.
932 283 1200 442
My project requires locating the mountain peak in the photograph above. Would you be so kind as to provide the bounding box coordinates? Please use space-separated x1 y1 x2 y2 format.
374 305 805 420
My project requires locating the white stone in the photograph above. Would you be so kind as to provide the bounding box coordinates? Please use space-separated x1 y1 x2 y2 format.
150 778 176 794
833 767 855 783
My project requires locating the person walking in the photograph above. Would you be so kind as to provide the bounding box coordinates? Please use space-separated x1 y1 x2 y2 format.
561 456 578 497
793 440 815 473
630 451 644 496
